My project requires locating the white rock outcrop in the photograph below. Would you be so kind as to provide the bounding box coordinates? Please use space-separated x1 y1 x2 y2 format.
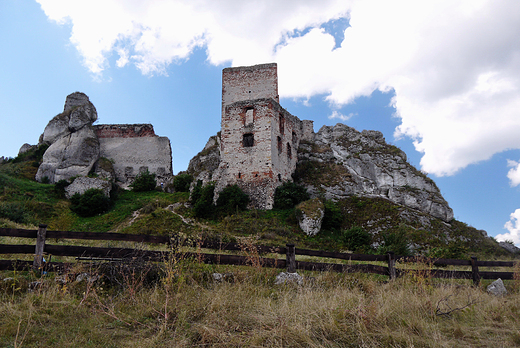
65 176 112 198
295 198 325 236
298 124 454 222
36 92 99 183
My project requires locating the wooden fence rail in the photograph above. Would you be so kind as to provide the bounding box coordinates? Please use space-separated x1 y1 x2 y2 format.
0 226 517 285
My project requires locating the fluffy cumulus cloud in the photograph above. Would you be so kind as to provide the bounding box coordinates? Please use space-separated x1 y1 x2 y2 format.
496 209 520 246
329 111 356 122
507 160 520 187
37 0 520 177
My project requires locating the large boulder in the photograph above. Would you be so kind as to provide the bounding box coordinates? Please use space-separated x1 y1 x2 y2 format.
36 93 99 183
295 198 325 236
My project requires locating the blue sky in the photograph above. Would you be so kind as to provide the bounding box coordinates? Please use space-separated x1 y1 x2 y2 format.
1 0 520 245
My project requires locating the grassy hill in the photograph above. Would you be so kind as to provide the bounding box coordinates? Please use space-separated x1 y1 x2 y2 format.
1 149 520 347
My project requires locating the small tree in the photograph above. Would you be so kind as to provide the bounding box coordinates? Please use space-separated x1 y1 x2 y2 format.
273 182 310 210
173 173 193 192
216 184 250 216
130 169 156 192
70 188 110 217
191 182 216 219
342 226 372 252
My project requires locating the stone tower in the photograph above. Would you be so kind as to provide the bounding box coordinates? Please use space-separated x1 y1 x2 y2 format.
214 63 313 209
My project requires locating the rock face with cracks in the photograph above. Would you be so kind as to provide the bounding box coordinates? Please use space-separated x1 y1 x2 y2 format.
36 92 100 183
296 124 454 222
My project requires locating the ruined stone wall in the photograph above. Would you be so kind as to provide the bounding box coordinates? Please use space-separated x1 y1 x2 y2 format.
98 136 172 185
215 98 303 209
95 124 156 138
222 63 279 115
213 63 316 209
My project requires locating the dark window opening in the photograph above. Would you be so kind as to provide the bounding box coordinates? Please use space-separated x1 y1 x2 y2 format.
279 114 284 134
277 136 282 154
243 133 254 147
238 172 241 179
278 174 282 182
292 131 297 143
287 143 292 159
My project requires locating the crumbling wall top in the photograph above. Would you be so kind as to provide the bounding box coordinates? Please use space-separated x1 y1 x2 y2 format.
94 124 156 138
222 63 279 112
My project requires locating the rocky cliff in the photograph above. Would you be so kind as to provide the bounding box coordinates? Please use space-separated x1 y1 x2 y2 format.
296 124 453 222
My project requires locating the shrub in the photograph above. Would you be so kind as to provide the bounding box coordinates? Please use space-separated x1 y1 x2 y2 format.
322 200 343 231
173 173 193 192
342 226 372 252
70 188 110 217
0 202 29 223
377 226 412 256
54 179 70 198
191 182 216 219
273 182 310 210
130 170 156 192
216 184 250 216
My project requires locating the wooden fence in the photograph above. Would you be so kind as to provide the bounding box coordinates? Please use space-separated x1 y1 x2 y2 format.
0 225 517 285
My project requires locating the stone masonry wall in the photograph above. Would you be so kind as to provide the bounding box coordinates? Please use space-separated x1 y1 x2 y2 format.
98 136 172 186
222 63 278 115
215 63 316 209
95 124 156 138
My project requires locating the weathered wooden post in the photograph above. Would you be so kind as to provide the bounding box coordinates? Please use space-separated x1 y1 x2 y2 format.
286 244 296 273
470 256 480 287
387 251 396 281
33 224 47 271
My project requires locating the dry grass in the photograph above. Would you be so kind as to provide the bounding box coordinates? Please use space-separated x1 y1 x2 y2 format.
0 258 519 348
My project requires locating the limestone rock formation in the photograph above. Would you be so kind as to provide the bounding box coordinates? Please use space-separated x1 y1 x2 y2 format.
186 135 220 186
35 92 173 186
487 278 507 296
295 198 325 236
36 92 99 183
296 124 453 222
18 143 34 155
65 177 112 198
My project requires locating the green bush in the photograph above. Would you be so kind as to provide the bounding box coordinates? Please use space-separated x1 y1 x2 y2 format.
322 200 343 231
273 182 310 210
191 182 216 219
54 179 70 198
216 184 250 216
377 226 412 256
130 170 156 192
342 226 372 252
70 188 110 217
173 173 193 192
0 202 29 223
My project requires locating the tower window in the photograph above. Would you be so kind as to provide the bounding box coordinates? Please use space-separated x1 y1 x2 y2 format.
279 114 284 134
243 133 254 147
277 136 282 154
245 107 254 125
287 143 292 159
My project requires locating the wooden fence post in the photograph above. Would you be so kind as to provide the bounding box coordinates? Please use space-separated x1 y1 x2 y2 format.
470 256 480 286
387 251 396 280
286 244 296 273
33 224 47 271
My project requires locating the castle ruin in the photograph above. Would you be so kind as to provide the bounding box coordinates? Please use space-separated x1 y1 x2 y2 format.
213 63 314 209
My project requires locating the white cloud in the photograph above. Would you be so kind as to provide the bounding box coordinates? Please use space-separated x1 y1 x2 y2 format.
329 111 355 122
507 160 520 187
496 209 520 246
36 0 520 176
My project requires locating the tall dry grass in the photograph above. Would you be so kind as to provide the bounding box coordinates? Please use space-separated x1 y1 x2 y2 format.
0 257 519 347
